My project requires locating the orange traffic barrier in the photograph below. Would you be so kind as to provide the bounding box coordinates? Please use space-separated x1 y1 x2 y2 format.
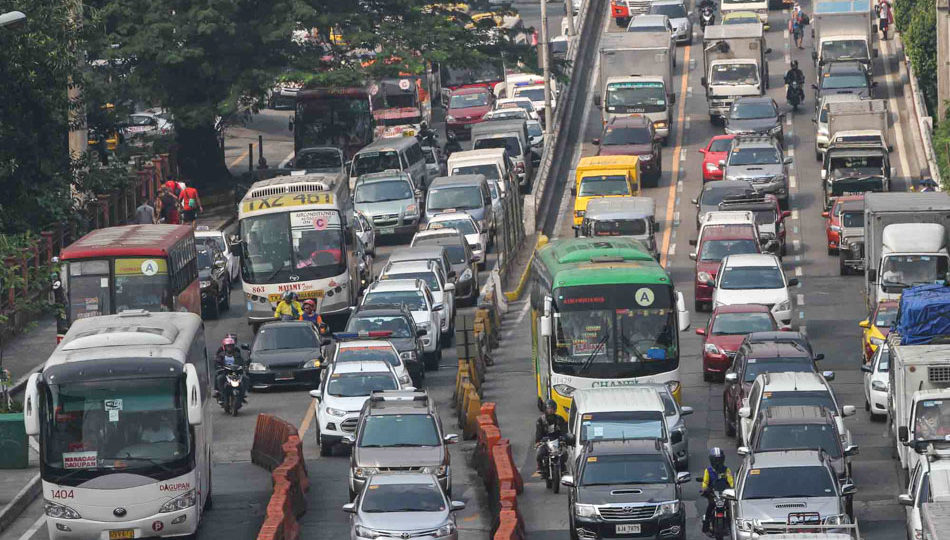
463 387 482 439
255 417 309 540
492 439 524 494
493 510 524 540
252 413 298 470
480 402 498 425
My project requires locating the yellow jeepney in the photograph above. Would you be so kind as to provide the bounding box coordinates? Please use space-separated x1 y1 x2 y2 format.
571 155 641 226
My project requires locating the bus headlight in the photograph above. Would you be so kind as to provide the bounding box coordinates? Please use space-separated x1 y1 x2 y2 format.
45 501 81 519
248 362 266 372
553 384 576 397
159 489 197 513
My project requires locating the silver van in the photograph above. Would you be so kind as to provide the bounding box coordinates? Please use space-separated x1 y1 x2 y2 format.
424 174 494 238
349 136 429 191
575 197 659 259
471 120 532 191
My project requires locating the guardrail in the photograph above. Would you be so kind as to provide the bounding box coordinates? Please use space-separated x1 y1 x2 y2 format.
252 413 310 540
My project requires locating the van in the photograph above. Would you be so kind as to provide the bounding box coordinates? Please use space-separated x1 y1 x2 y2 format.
567 387 671 472
571 155 641 226
576 196 659 259
447 148 516 198
388 246 455 285
471 120 533 190
425 174 495 236
349 136 429 191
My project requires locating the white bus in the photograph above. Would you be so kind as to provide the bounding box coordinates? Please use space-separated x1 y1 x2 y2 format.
237 173 357 325
23 311 211 540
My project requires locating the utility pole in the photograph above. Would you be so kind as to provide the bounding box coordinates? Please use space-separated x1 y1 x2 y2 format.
564 0 577 36
540 0 553 135
67 0 86 161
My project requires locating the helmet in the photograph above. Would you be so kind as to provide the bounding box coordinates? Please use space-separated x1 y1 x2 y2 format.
544 399 558 415
446 130 457 142
222 336 235 346
709 447 725 471
282 291 297 302
790 60 799 69
303 299 316 308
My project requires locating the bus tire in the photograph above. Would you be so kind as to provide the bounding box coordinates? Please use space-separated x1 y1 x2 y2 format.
208 298 220 319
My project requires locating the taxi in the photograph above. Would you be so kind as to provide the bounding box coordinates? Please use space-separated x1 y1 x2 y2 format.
859 300 898 363
570 155 641 226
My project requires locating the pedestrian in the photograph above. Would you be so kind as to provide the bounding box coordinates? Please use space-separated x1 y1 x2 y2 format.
790 6 806 49
158 187 180 224
164 180 182 198
179 184 203 228
133 199 156 224
877 0 893 39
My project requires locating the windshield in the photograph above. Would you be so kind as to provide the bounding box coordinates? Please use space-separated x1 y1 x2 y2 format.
414 239 467 264
702 186 754 207
581 454 673 486
881 255 949 289
361 483 445 512
240 210 346 284
914 399 950 442
720 265 785 289
355 179 413 203
603 126 653 145
821 73 868 90
709 138 734 152
197 236 226 254
336 346 399 367
473 136 522 156
67 258 173 322
829 155 885 178
443 64 503 86
756 424 841 457
821 40 869 61
359 414 441 447
254 325 317 350
591 219 649 237
431 217 477 236
761 391 837 413
528 122 543 137
295 94 373 156
711 64 759 85
346 315 414 338
514 87 545 101
41 377 191 485
353 150 402 177
552 284 679 378
741 466 837 499
873 304 898 328
876 346 891 372
731 101 776 120
578 175 631 197
326 372 398 397
295 149 341 170
384 271 441 292
744 359 815 382
605 83 667 113
752 210 777 226
427 186 483 211
651 3 687 17
364 290 426 311
712 312 775 335
580 411 665 443
449 92 489 108
728 147 781 165
841 211 863 228
498 100 534 113
197 251 214 270
452 164 500 180
724 14 759 23
699 239 760 262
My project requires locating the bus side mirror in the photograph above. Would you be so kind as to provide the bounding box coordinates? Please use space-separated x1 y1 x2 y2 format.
184 364 203 426
676 291 690 331
541 314 553 337
23 373 41 436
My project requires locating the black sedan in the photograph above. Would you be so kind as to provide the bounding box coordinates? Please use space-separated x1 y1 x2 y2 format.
198 245 230 319
343 305 427 387
247 321 325 390
724 96 785 146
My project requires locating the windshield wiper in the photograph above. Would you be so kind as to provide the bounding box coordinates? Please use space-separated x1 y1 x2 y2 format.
263 260 289 283
100 455 175 474
578 334 610 376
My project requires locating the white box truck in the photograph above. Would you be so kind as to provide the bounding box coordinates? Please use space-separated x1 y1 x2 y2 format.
701 24 770 122
812 0 875 73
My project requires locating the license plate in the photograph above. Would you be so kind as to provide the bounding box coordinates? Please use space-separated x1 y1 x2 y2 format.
274 371 295 381
616 524 641 534
109 530 135 540
379 227 396 235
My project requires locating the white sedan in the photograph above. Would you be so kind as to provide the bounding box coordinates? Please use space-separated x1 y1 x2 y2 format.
426 212 487 267
494 97 540 122
862 343 890 420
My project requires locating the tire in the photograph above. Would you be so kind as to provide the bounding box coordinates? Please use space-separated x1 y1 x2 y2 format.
229 394 240 416
828 246 836 255
425 348 442 370
695 299 704 312
319 435 333 457
544 464 553 489
703 371 713 382
725 413 736 437
221 282 231 311
817 150 823 162
348 486 356 501
839 252 849 276
865 399 871 411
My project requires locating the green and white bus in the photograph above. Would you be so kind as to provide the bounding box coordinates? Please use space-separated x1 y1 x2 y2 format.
528 237 691 419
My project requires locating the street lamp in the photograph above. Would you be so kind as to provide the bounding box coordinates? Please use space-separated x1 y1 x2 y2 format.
0 11 26 30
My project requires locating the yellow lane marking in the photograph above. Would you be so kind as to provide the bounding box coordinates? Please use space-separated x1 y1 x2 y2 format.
659 43 691 269
297 400 316 439
229 148 250 169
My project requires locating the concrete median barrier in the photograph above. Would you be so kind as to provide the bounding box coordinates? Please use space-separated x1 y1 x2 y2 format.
463 386 482 440
253 417 310 540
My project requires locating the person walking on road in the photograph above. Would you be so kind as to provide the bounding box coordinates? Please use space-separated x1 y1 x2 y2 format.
877 0 893 39
179 184 203 228
790 5 807 49
133 199 156 224
158 187 180 225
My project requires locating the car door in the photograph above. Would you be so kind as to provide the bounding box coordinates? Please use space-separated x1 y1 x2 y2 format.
905 462 925 535
423 285 442 336
725 347 746 420
740 380 763 441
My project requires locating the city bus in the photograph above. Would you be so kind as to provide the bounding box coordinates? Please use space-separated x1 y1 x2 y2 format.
237 173 357 325
22 311 212 540
293 86 375 159
55 225 200 341
528 237 691 419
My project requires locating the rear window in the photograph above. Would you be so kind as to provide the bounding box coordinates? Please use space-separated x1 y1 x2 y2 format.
709 138 733 152
474 136 522 157
452 164 500 180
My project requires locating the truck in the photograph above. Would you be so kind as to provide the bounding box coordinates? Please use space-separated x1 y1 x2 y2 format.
816 98 890 160
812 0 875 73
863 192 950 307
610 0 653 27
595 32 675 142
701 24 771 122
820 138 891 209
922 501 950 540
885 284 950 472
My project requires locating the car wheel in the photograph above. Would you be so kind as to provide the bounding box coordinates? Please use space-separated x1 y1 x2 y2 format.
828 246 836 256
724 414 736 437
703 371 713 382
839 252 849 276
221 281 231 311
865 398 871 411
695 299 704 312
816 150 823 161
319 435 333 457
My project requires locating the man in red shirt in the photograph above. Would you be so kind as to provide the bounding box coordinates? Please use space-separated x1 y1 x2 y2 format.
179 185 203 228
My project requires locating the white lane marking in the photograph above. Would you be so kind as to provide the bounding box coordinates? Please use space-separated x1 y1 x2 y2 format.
785 54 791 65
673 211 680 225
669 243 677 256
677 180 683 193
800 325 807 335
277 150 295 169
797 293 805 305
784 30 790 39
793 239 801 252
792 226 799 234
791 209 799 220
788 148 795 158
18 515 46 540
785 115 792 126
879 38 914 181
789 175 797 189
795 266 803 276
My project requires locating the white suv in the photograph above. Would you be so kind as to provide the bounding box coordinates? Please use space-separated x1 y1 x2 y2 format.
310 359 405 456
708 253 797 325
427 212 488 266
330 340 412 387
360 279 444 369
380 260 456 343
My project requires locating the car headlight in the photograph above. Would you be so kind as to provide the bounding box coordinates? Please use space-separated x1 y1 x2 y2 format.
247 362 266 372
870 337 884 346
423 464 449 476
638 153 653 161
736 519 756 532
354 466 379 478
199 280 211 288
574 503 599 518
399 374 412 384
405 204 418 216
724 127 738 135
656 501 680 516
654 121 668 129
824 514 850 525
159 489 196 513
553 384 576 397
704 343 723 355
435 522 457 538
872 380 888 392
326 407 347 417
697 271 713 284
773 175 786 183
445 115 456 123
774 299 791 311
303 358 321 369
45 501 81 519
769 125 782 134
459 268 473 282
399 351 417 361
355 525 382 539
706 162 720 172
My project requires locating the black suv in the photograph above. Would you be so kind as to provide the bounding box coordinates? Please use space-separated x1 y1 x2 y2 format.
197 244 230 319
343 304 427 387
561 440 689 540
347 390 458 500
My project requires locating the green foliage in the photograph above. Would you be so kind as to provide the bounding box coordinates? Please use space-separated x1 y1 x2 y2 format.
931 117 950 190
899 0 937 114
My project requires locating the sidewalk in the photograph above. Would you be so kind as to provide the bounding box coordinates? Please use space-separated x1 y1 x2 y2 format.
0 446 40 534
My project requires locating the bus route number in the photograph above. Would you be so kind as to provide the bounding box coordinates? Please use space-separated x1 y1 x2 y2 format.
245 193 334 212
51 489 74 499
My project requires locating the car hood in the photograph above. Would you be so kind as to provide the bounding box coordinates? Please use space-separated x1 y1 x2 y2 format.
355 200 412 216
726 163 784 180
708 334 747 353
354 446 444 467
716 287 788 307
449 105 491 119
726 117 779 133
576 483 677 505
670 17 690 29
251 348 321 367
357 511 450 533
598 143 653 156
323 394 371 413
820 87 869 99
410 310 432 327
737 496 841 523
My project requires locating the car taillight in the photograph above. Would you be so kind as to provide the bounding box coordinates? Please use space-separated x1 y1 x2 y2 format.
515 162 525 172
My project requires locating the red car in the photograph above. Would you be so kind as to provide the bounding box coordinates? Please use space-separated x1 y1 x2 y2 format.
822 194 864 254
698 134 735 182
696 304 780 380
445 87 494 139
593 115 661 183
689 224 762 311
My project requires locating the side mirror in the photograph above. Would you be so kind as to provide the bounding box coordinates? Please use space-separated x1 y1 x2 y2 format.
695 328 706 336
432 303 444 311
560 475 576 488
764 47 772 54
861 364 873 373
23 373 41 436
688 239 697 246
811 83 818 90
342 502 356 513
844 444 859 457
444 433 459 444
593 95 602 107
858 319 870 328
788 278 799 287
782 210 792 218
820 169 827 181
725 372 738 384
675 291 690 331
718 159 726 168
841 483 857 496
815 353 824 361
738 406 751 419
841 405 856 417
309 389 322 401
812 117 818 124
592 138 600 145
691 198 699 205
570 186 577 196
822 370 836 381
699 148 707 154
689 252 697 261
737 446 750 456
540 315 553 337
898 426 909 443
722 488 737 501
184 364 203 426
898 493 914 506
812 52 818 61
445 283 456 292
784 157 793 164
868 269 877 283
681 406 694 416
450 501 466 512
417 327 428 337
821 211 830 218
701 76 708 87
676 472 691 484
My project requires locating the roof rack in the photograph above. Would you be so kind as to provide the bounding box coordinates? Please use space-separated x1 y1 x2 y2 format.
369 389 429 403
732 134 775 145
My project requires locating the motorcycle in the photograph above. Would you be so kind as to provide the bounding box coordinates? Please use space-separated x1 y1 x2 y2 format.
700 5 715 30
219 362 247 416
786 79 804 111
540 436 568 493
696 478 731 540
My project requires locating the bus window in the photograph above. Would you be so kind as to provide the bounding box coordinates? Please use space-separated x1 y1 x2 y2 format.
114 258 170 312
67 260 111 321
241 210 346 282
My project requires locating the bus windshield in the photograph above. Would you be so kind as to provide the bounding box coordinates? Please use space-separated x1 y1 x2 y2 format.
68 258 171 321
552 284 678 378
240 210 346 284
41 377 191 484
295 93 374 157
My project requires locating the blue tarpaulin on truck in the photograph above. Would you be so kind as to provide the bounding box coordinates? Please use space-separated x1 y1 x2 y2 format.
897 285 950 345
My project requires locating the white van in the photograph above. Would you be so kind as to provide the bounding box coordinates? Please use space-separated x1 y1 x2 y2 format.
447 149 516 195
349 136 429 191
566 387 671 472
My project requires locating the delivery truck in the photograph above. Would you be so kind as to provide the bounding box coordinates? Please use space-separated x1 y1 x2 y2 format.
701 24 770 122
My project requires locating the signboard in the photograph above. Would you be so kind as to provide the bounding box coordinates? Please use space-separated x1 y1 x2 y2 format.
114 258 168 276
242 193 335 214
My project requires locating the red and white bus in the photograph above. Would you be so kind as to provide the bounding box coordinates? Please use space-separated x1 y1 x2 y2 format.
55 225 200 341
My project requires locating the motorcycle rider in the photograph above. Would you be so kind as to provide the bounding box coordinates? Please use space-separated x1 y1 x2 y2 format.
214 336 248 403
274 291 303 320
784 61 805 105
444 131 463 157
701 447 735 534
535 399 569 476
699 0 716 16
417 121 438 147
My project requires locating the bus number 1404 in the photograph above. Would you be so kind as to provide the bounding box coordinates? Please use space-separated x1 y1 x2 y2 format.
51 489 74 499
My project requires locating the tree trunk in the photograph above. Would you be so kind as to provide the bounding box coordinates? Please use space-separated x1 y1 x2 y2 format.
175 123 231 189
